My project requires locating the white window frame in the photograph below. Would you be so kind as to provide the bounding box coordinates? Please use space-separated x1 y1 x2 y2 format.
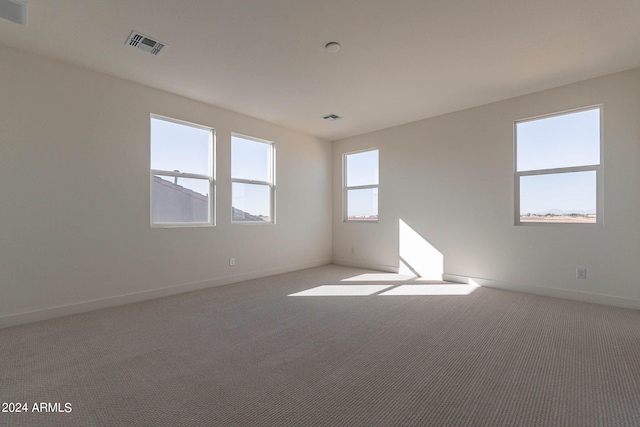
150 114 216 228
231 133 276 224
343 148 379 223
514 105 603 226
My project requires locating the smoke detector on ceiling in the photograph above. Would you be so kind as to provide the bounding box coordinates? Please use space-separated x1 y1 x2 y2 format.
125 31 167 56
0 0 27 26
322 114 343 121
325 42 341 53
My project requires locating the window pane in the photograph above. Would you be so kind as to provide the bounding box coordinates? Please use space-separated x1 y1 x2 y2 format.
346 150 379 187
151 117 212 175
520 171 596 223
232 135 271 182
152 175 210 224
516 108 600 172
347 188 378 221
232 182 271 222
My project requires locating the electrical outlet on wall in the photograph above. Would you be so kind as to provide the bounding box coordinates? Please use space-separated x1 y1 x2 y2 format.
576 268 587 279
229 258 235 266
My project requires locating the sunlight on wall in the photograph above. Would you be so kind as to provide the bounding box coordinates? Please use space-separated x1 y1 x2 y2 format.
288 220 467 297
399 219 443 280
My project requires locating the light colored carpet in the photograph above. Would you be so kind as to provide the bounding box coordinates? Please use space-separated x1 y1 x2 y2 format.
2 264 640 426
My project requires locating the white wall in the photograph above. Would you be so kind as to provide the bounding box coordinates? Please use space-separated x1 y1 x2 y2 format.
0 45 332 327
333 68 640 308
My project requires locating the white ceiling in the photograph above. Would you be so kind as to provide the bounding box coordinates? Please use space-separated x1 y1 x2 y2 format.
2 0 640 141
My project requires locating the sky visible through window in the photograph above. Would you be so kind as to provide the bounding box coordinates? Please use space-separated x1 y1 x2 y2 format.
517 108 600 218
346 149 379 219
517 109 600 172
232 135 273 218
520 171 596 214
150 117 212 195
231 136 271 182
151 119 275 220
346 150 379 187
151 110 598 222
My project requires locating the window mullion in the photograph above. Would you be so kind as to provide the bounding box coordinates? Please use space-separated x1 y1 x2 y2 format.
232 178 271 186
152 169 212 180
517 164 598 177
346 184 378 191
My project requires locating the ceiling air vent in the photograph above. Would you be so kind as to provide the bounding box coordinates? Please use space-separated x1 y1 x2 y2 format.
125 31 167 56
0 0 27 26
322 114 342 121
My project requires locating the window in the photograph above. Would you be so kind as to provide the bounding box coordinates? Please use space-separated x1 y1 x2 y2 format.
515 106 602 224
150 116 215 227
231 134 275 223
344 149 379 222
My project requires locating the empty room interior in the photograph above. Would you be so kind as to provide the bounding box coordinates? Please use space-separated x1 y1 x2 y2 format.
2 1 640 426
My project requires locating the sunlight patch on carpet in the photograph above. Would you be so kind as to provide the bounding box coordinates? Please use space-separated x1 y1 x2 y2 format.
380 282 479 296
341 273 416 282
289 285 393 296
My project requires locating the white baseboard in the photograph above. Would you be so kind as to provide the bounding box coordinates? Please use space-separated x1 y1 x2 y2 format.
444 273 640 310
332 258 399 273
0 258 332 329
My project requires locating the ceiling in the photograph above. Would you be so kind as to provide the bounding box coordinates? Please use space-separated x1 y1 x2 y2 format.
1 0 640 141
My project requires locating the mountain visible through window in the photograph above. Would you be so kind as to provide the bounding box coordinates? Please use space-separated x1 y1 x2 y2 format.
515 107 601 224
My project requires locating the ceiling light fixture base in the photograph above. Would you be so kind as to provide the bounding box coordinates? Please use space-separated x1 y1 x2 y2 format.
325 42 341 53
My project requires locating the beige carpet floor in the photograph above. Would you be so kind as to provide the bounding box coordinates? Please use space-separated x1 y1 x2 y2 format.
2 264 640 426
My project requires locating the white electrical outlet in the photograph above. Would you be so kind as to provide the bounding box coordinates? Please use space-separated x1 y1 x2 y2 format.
576 268 586 279
229 258 235 266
